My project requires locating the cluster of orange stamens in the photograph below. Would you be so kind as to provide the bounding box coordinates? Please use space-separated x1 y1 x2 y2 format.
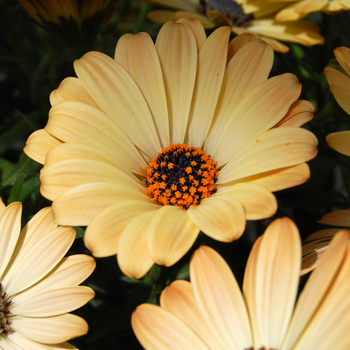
146 144 219 210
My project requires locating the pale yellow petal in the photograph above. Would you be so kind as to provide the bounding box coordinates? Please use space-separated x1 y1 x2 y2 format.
326 130 350 156
174 11 215 29
273 100 314 127
148 205 200 266
132 304 210 350
218 127 318 184
190 246 252 349
155 21 197 144
227 33 258 63
73 51 161 157
114 32 170 148
176 18 207 50
204 40 274 158
117 211 157 279
187 26 231 148
258 36 290 53
282 231 349 350
275 1 326 22
85 200 160 257
0 202 22 279
217 183 277 220
160 280 226 350
24 129 62 165
11 314 88 344
244 218 301 349
51 183 151 226
187 195 245 242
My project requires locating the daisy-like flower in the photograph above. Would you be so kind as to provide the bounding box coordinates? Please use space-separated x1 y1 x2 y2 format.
132 217 350 350
324 46 350 156
301 208 350 274
145 0 324 52
0 199 95 349
267 0 350 22
24 19 318 279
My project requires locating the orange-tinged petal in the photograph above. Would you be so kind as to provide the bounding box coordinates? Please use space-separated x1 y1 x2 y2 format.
334 46 350 76
24 129 62 165
244 218 301 349
187 26 231 148
148 10 177 23
227 33 258 63
326 130 350 156
160 280 226 350
190 246 252 349
74 52 161 157
148 205 199 266
155 21 197 144
118 211 157 279
115 32 170 148
85 200 160 257
319 208 350 226
187 195 245 242
174 11 215 29
132 304 210 350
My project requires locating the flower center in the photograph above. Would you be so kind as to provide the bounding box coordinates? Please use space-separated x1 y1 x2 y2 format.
0 284 12 337
146 144 219 210
200 0 254 27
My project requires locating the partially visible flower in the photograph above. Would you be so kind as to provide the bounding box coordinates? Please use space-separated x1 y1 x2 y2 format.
24 19 317 279
17 0 115 50
146 0 324 52
132 217 350 350
267 0 350 21
301 207 350 274
0 199 95 348
324 46 350 156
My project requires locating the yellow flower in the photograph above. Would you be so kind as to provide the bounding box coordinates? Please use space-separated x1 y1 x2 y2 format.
0 199 95 348
268 0 350 21
146 0 324 52
132 218 350 350
324 47 350 156
24 19 317 279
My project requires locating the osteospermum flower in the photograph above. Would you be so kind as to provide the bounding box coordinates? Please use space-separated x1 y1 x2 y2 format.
0 199 95 349
24 19 318 278
268 0 350 21
146 0 324 52
132 218 350 350
324 46 350 156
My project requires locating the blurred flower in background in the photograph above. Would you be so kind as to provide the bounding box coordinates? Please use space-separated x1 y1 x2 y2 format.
132 218 350 350
17 0 116 54
145 0 324 52
0 199 95 348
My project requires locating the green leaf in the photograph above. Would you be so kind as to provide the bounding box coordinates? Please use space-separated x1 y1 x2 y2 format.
8 173 25 203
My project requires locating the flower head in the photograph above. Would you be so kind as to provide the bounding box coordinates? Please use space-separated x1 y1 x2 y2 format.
146 0 324 52
24 19 317 278
0 199 95 348
324 46 350 156
132 218 350 350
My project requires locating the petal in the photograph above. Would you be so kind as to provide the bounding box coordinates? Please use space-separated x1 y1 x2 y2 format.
326 130 350 156
204 39 274 158
334 46 350 76
155 21 197 144
187 195 245 242
148 10 177 23
24 129 62 165
217 183 277 220
132 304 210 350
73 52 161 157
0 202 22 279
211 74 302 166
243 218 301 349
174 10 215 29
84 200 160 257
46 101 146 174
176 18 207 50
51 183 151 226
117 211 157 279
11 314 88 344
218 127 318 184
275 1 326 21
3 227 75 296
148 205 200 266
146 0 198 12
282 230 349 350
114 32 170 148
227 33 259 63
160 280 226 350
187 26 231 148
319 208 350 226
324 67 350 115
273 100 314 128
190 246 252 349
